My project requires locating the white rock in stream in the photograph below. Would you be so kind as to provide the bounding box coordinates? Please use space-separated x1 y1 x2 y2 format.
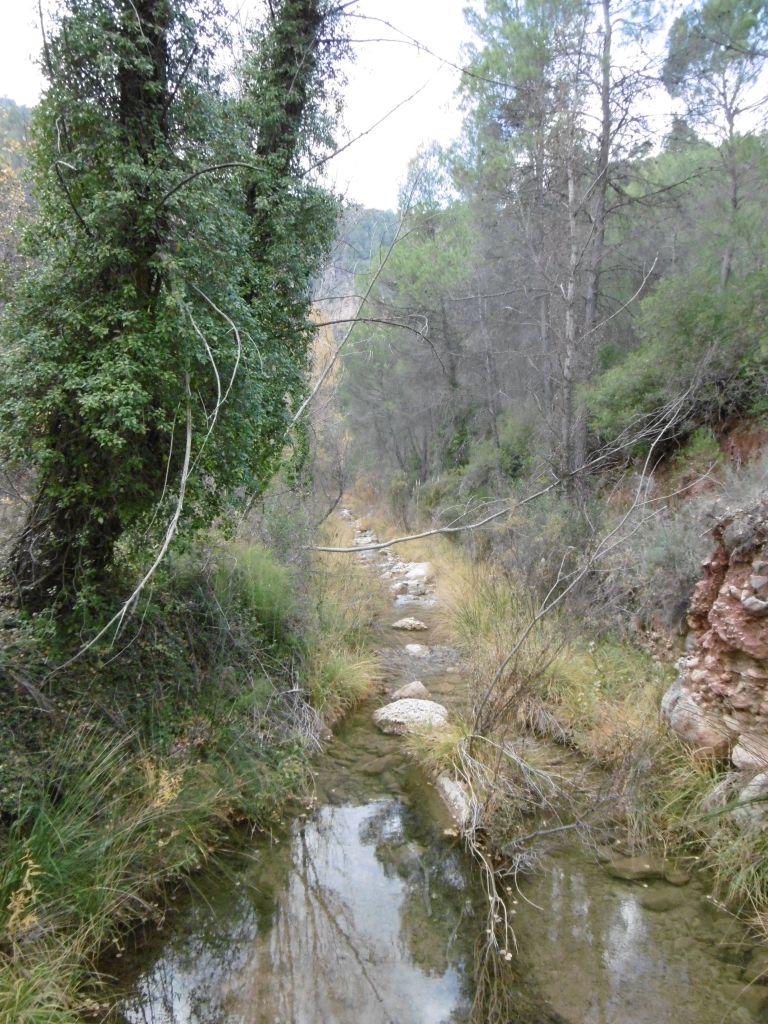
372 698 449 735
390 680 431 701
392 617 428 631
405 643 430 657
436 776 473 829
404 562 435 583
407 582 428 596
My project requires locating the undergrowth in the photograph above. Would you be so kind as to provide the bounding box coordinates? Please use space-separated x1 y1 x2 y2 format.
0 516 379 1022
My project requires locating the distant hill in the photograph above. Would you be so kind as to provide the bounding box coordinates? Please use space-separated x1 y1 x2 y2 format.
0 98 32 169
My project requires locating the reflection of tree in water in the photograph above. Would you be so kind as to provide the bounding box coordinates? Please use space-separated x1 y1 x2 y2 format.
118 892 261 1023
359 798 474 982
357 799 562 1024
116 799 558 1024
115 836 297 1024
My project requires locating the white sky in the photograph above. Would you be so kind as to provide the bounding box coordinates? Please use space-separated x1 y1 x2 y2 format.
0 0 470 210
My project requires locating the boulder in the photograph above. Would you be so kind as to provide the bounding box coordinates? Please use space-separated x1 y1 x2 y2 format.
731 733 768 771
731 771 768 830
743 948 768 986
407 582 428 596
404 562 435 583
404 643 430 658
669 692 732 755
603 854 666 882
392 617 428 631
435 775 472 829
602 853 689 885
660 676 682 723
390 680 431 701
372 698 449 735
639 890 683 913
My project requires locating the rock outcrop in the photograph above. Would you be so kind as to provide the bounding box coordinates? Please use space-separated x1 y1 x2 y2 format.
663 499 768 769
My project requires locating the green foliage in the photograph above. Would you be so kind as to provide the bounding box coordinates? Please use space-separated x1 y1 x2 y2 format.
333 206 398 276
0 519 380 1019
0 98 31 169
589 266 768 443
0 0 342 614
663 0 768 132
305 646 378 721
673 427 722 473
213 542 296 643
387 471 411 527
497 409 535 479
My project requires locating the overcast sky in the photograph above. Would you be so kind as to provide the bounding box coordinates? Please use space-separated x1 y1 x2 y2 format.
0 0 470 210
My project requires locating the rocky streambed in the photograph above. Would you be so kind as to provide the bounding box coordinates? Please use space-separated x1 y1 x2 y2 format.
103 510 768 1024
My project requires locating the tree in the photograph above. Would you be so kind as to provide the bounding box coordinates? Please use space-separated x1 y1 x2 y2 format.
664 0 768 287
0 0 344 616
457 0 661 480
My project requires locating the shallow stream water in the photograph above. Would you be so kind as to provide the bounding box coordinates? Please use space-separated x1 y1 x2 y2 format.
104 521 768 1024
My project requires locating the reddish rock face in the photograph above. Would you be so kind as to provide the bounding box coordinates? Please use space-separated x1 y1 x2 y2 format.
663 499 768 767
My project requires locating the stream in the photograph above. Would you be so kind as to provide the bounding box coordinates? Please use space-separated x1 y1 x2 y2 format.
104 515 768 1024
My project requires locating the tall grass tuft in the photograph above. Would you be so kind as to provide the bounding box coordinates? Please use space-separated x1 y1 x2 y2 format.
302 518 383 722
213 541 296 641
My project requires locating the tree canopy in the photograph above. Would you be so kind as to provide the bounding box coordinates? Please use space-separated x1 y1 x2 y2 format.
0 0 345 617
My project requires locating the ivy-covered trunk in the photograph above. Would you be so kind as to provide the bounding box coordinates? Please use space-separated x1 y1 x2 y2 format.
7 0 175 612
1 0 343 618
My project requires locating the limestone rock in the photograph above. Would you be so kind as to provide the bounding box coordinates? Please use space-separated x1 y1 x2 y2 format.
731 771 768 830
435 776 472 828
404 562 435 583
392 617 428 631
743 948 768 986
660 676 682 723
372 698 449 735
390 680 431 701
742 595 768 617
639 890 683 913
390 581 408 595
603 854 666 882
669 691 731 755
602 853 689 885
404 643 430 658
731 733 768 771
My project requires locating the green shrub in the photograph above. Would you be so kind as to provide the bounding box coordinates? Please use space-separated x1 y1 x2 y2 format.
673 427 722 474
589 267 768 444
213 543 296 642
387 471 411 528
417 472 462 514
497 409 535 479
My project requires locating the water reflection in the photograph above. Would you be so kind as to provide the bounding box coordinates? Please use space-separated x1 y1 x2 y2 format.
518 850 763 1024
116 799 473 1024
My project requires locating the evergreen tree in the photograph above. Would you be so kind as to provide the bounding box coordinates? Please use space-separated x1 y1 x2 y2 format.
0 0 343 616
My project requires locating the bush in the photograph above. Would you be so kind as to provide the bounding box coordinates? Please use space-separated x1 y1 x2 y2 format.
213 543 296 642
0 526 363 1020
589 267 768 445
673 427 722 476
496 409 535 479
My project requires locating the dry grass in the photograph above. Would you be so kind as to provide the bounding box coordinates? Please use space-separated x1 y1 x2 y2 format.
303 518 384 723
545 641 671 765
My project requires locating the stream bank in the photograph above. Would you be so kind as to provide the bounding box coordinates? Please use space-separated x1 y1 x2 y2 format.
104 511 768 1024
